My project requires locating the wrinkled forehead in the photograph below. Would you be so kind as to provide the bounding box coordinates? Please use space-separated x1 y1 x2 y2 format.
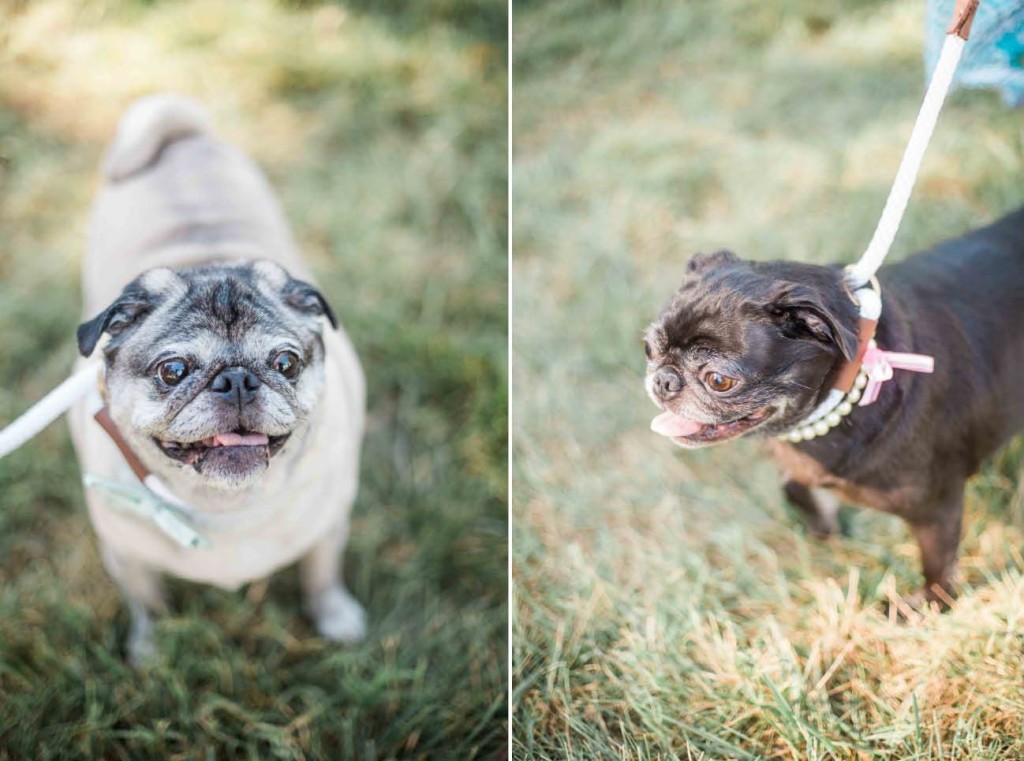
173 272 288 335
650 268 780 359
659 270 754 333
131 265 312 358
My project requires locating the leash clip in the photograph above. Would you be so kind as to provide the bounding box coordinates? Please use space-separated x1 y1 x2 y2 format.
842 266 880 307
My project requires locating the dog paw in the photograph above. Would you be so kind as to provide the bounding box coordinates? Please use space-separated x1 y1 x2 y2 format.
310 586 366 643
123 601 159 668
127 627 157 669
882 584 957 622
804 521 836 541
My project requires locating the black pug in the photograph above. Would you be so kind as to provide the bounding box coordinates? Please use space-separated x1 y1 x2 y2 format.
644 206 1024 605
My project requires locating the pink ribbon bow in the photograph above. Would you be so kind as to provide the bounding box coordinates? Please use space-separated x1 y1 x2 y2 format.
859 341 934 406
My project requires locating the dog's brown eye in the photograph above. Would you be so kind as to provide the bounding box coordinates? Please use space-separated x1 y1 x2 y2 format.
704 372 736 393
644 340 653 360
156 358 189 386
272 350 301 379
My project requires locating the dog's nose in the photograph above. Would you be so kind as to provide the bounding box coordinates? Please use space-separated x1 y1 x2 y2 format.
209 366 261 406
654 367 683 399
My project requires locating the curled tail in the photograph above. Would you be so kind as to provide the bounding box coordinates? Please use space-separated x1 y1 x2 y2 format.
101 93 211 182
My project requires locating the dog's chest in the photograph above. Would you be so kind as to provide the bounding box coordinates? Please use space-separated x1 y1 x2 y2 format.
71 329 365 590
767 441 918 515
81 427 358 590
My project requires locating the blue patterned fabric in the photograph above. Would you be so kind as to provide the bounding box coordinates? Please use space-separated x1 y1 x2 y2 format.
927 0 1024 105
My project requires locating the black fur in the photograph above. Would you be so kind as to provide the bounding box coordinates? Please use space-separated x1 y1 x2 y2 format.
648 205 1024 604
283 277 338 329
76 281 153 357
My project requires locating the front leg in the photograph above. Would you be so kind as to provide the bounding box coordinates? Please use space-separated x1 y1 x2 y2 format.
300 518 366 643
100 545 165 667
783 479 840 539
907 494 964 606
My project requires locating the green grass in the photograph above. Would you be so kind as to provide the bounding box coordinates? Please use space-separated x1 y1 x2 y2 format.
0 1 506 758
513 1 1024 758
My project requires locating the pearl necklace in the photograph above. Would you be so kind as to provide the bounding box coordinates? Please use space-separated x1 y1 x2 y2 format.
779 369 869 443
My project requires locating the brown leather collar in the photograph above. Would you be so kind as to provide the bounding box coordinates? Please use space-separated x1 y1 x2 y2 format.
94 406 152 483
832 316 879 394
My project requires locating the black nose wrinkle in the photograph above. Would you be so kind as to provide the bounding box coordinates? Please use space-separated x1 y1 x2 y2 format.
209 366 261 407
655 368 683 398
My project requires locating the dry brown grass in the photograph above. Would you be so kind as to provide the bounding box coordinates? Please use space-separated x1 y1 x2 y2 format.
513 1 1024 757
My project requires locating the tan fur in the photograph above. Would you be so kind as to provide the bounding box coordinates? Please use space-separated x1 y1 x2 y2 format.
68 94 367 659
767 440 924 515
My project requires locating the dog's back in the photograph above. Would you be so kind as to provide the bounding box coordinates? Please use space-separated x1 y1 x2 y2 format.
882 205 1024 468
83 94 312 312
889 206 1024 320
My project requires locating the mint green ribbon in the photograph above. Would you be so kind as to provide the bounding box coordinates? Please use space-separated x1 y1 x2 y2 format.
82 474 209 549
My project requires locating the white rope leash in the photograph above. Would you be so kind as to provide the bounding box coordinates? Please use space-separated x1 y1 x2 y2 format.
0 362 101 458
846 33 967 288
0 360 204 548
782 3 978 441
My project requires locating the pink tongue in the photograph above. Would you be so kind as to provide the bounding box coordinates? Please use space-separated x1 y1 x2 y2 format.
650 411 705 438
206 432 270 447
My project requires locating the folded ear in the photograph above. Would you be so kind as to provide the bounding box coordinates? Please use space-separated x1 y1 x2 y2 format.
767 282 858 361
282 277 337 329
76 282 154 358
687 249 738 274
